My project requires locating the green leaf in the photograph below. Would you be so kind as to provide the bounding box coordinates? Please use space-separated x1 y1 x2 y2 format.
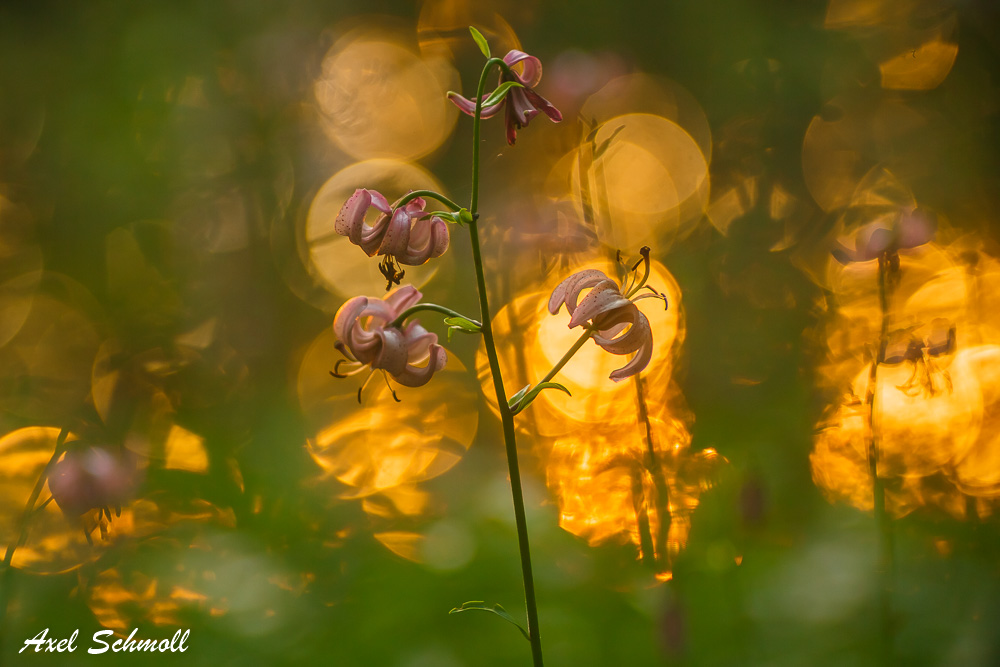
443 316 481 333
510 382 572 416
469 26 490 59
594 124 626 159
458 208 475 225
507 384 531 411
481 81 524 109
449 601 530 642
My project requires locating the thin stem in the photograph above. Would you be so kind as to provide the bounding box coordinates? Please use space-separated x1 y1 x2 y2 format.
393 189 463 212
390 303 481 330
467 57 544 667
869 253 895 665
537 329 592 386
0 428 70 656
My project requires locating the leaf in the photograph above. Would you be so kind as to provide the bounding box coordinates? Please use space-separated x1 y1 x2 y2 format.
594 124 626 159
510 382 572 416
449 601 530 642
443 316 481 333
507 384 531 411
481 81 524 109
469 26 491 59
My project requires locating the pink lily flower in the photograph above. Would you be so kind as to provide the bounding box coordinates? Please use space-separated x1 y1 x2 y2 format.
448 50 563 145
832 207 936 265
547 269 655 382
333 285 447 390
49 446 138 517
335 189 450 287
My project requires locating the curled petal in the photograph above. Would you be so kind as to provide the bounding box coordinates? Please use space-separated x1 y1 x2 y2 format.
334 296 370 343
548 269 608 315
378 207 413 258
594 310 650 355
568 280 632 329
385 285 422 315
447 91 504 119
394 344 447 387
503 50 543 88
608 336 653 382
373 327 408 376
523 87 563 122
399 215 450 265
335 189 370 241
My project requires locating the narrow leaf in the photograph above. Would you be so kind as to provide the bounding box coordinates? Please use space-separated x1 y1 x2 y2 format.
511 382 572 416
594 124 626 159
507 384 531 411
482 81 524 109
449 601 530 642
443 316 481 333
469 26 491 59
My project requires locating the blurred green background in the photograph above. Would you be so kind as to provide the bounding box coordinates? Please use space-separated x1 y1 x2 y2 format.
2 0 1000 665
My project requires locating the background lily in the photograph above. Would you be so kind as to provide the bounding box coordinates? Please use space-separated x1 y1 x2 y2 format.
548 269 654 381
333 285 447 389
832 207 937 264
448 49 563 145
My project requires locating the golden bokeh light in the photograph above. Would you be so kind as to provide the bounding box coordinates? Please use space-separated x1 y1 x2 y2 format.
417 0 522 60
300 326 478 505
314 29 459 161
879 39 958 91
303 159 451 304
559 113 709 251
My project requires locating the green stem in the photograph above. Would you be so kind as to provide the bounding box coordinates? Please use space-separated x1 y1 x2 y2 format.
393 189 463 212
870 253 895 665
390 304 481 330
467 57 544 667
537 330 592 386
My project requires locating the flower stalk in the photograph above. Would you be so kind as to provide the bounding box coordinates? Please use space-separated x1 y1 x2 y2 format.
467 55 545 667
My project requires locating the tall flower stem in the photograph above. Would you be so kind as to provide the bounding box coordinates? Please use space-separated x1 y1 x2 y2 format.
868 253 895 665
467 58 544 667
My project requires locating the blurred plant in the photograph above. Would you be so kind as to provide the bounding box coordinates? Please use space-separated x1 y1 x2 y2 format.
327 26 670 667
830 205 937 664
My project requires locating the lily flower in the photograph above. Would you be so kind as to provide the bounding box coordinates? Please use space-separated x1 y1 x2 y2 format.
333 285 447 394
832 207 936 265
547 266 658 382
49 446 138 517
448 50 563 145
336 189 450 288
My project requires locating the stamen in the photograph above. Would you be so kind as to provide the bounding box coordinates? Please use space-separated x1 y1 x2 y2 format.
380 370 402 403
357 369 378 403
330 358 365 378
378 256 405 291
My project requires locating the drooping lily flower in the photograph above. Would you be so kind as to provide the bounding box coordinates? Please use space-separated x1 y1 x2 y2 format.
832 207 936 265
49 446 138 517
336 189 450 288
333 285 447 391
547 267 658 382
448 50 563 145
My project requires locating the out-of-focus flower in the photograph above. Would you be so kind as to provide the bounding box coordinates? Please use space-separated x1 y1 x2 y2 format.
336 189 450 287
49 446 138 516
547 268 655 381
333 285 447 389
832 207 936 264
449 50 563 145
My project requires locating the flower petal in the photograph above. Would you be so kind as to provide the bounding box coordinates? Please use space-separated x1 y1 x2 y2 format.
384 285 422 317
334 296 369 343
608 338 653 382
378 207 413 258
372 327 408 376
502 50 543 88
568 280 632 329
394 344 447 387
548 269 608 315
399 215 450 265
336 189 371 240
594 309 650 355
447 92 504 119
523 88 563 122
